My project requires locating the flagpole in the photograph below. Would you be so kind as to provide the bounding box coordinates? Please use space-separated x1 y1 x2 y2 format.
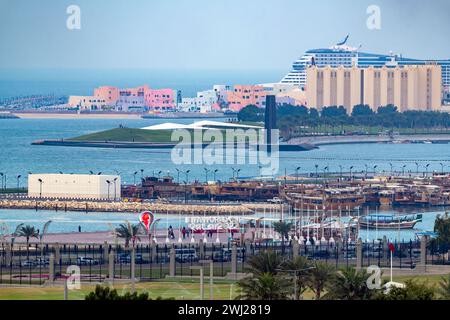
390 249 393 283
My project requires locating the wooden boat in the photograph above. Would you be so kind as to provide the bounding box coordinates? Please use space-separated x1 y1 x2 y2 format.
358 213 422 229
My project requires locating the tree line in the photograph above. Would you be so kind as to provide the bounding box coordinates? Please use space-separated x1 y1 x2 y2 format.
237 103 450 136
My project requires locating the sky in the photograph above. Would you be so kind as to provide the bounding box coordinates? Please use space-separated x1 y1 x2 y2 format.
0 0 449 71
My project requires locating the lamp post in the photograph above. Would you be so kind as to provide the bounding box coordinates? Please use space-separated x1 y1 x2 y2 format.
0 172 4 192
402 165 407 176
185 170 190 184
38 178 43 199
16 175 21 191
389 163 394 176
349 166 354 181
373 165 377 176
113 177 118 201
204 168 210 183
440 162 445 175
140 169 144 180
295 166 301 184
425 163 430 177
175 168 181 184
133 171 138 185
106 180 111 200
314 164 319 184
364 164 368 179
415 162 419 175
213 169 218 182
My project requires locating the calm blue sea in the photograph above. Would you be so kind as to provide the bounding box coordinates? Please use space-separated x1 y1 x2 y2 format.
0 117 449 238
0 69 284 99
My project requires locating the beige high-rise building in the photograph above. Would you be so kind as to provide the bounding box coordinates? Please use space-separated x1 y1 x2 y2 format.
306 65 442 113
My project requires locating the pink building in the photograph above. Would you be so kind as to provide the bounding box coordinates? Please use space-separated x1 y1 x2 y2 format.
225 85 267 112
93 86 120 104
144 88 176 111
92 85 176 111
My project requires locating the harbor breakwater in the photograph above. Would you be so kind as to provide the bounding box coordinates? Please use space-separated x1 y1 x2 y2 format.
0 199 279 215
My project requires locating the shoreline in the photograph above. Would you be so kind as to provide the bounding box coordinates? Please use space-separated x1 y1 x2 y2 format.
0 199 278 215
12 112 143 119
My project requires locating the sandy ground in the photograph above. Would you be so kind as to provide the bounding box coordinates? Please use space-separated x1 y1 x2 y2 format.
13 113 142 119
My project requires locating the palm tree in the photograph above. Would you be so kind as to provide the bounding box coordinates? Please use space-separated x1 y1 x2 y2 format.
15 224 39 258
307 262 336 300
280 256 312 299
324 267 374 300
236 272 291 300
438 275 450 299
245 250 284 276
15 225 39 247
273 221 292 241
115 222 142 248
273 221 292 254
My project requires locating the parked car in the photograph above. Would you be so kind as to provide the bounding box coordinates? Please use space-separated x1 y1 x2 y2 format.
21 260 36 268
212 248 245 262
173 248 198 262
77 257 99 265
35 257 49 266
117 253 144 264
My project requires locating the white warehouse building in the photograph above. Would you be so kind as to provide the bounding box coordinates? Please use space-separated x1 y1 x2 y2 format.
28 174 121 200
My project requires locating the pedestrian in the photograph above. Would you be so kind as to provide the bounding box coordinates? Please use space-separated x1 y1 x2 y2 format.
182 227 186 239
78 225 81 233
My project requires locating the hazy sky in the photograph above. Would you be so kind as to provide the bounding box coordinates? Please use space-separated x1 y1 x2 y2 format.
0 0 449 71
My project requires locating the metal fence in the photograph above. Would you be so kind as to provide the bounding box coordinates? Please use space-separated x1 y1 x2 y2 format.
0 239 448 286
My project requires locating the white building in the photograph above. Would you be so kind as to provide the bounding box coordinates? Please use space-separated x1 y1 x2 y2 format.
68 96 108 111
116 91 146 112
180 90 219 113
28 174 121 200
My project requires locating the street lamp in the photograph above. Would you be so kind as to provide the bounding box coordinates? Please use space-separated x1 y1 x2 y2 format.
175 168 181 184
314 164 319 184
106 180 111 200
389 163 394 176
204 168 210 183
349 166 354 181
373 165 377 176
113 177 118 200
364 164 369 179
440 163 445 175
295 166 301 183
213 169 218 182
415 162 419 175
425 163 430 177
0 172 4 191
16 175 21 190
133 171 138 185
140 169 144 180
402 164 407 176
38 178 43 198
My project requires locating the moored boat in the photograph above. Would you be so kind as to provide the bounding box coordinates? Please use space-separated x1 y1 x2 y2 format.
358 213 422 229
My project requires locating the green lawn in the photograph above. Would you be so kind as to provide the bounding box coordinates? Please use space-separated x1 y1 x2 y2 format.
0 279 240 300
69 128 174 143
69 127 263 144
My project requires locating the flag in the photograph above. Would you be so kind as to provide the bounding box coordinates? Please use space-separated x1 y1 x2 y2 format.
388 243 395 252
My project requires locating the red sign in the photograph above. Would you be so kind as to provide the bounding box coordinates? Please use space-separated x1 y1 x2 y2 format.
388 243 395 253
139 211 154 232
